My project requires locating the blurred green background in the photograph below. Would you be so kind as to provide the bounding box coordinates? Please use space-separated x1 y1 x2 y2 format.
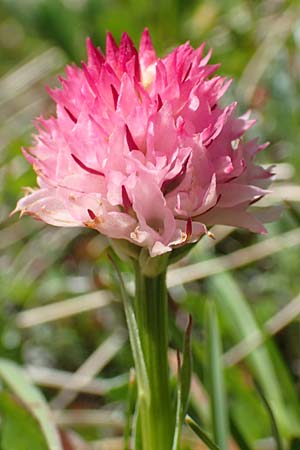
1 0 300 449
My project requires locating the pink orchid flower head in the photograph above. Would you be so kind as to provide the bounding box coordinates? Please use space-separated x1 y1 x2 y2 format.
15 29 274 257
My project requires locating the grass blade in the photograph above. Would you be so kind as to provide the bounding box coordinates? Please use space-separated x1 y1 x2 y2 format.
0 359 63 450
107 250 150 403
172 316 193 450
205 301 229 450
0 391 50 450
124 369 137 450
185 415 221 450
133 401 142 450
255 381 283 450
209 272 300 436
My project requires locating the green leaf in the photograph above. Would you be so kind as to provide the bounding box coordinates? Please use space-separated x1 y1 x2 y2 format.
185 415 221 450
229 416 252 450
180 316 193 420
172 316 193 450
255 381 283 450
124 369 137 450
133 401 142 450
107 250 150 404
0 391 49 450
209 272 300 437
205 301 229 450
226 366 270 445
0 359 63 450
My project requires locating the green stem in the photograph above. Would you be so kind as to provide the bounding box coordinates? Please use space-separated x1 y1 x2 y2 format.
134 264 173 450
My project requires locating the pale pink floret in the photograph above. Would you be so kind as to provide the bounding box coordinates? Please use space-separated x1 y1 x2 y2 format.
15 29 273 256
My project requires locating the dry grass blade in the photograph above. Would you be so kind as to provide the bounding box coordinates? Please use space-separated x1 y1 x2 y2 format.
167 228 300 287
60 430 92 450
16 229 300 329
223 290 300 367
270 163 294 181
50 330 127 409
91 434 210 450
26 365 127 396
0 47 65 106
91 438 124 450
0 221 44 251
271 184 300 202
237 6 297 103
17 290 115 328
53 409 124 429
0 98 47 154
8 228 79 292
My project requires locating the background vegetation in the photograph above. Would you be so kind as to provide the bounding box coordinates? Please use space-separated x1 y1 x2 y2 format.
0 0 300 449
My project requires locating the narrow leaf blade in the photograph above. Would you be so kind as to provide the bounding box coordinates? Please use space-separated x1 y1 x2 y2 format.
181 315 193 412
124 369 137 450
0 359 63 450
0 392 49 450
255 381 283 450
172 316 193 450
205 301 229 450
209 272 300 435
107 250 150 402
185 415 221 450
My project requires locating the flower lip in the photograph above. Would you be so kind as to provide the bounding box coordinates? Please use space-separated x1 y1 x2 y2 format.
161 154 191 196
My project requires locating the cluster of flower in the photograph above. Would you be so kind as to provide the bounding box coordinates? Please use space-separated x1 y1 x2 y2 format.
15 30 273 256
